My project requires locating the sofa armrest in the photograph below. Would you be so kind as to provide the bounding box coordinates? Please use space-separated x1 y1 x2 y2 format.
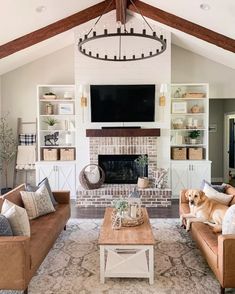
218 234 235 287
52 191 70 204
180 189 189 204
0 236 30 290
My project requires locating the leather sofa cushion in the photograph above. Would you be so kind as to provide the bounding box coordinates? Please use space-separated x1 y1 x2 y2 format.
191 222 220 277
0 184 25 211
179 203 190 215
29 204 70 275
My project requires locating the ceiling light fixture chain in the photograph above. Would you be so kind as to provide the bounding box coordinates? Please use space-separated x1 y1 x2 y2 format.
78 0 167 62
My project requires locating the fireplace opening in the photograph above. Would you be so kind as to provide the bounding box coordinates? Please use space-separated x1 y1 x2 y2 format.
98 154 148 184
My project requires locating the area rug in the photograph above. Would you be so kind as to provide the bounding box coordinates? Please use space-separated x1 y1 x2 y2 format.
0 219 228 294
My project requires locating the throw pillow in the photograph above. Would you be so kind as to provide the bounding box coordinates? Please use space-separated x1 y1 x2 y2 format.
200 179 227 193
85 166 100 184
20 185 55 220
203 183 233 205
27 177 57 206
0 214 13 236
1 199 30 236
222 204 235 234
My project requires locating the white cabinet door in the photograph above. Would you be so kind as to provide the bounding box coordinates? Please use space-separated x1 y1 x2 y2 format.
190 162 211 189
36 163 76 197
57 164 76 197
36 163 57 190
171 163 189 197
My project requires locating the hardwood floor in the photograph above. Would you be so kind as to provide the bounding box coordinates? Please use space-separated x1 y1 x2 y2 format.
71 199 179 219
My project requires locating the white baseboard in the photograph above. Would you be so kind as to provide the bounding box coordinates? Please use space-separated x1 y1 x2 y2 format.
211 177 223 183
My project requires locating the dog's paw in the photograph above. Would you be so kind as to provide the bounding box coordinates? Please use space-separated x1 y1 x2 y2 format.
186 220 191 231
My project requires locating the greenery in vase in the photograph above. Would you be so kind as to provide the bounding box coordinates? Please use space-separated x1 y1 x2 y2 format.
113 199 128 214
0 115 17 188
44 117 58 126
189 130 200 139
135 154 148 177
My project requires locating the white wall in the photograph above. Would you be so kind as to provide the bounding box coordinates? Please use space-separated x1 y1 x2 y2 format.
75 11 171 173
0 45 74 186
172 44 235 98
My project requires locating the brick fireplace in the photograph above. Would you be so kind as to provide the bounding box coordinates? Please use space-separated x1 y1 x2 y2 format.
76 128 171 207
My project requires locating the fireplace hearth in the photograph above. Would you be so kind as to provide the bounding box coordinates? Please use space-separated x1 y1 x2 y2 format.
98 154 148 184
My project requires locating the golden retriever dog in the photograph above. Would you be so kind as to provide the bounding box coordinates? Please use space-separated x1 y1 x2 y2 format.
181 189 228 232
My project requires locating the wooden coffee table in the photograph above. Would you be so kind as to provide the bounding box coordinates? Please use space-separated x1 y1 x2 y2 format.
98 208 155 284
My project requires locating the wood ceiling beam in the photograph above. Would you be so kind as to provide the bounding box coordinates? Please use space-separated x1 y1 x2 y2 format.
128 0 235 53
116 0 127 24
0 0 115 59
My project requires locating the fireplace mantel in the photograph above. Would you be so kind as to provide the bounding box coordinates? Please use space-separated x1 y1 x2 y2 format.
86 128 160 137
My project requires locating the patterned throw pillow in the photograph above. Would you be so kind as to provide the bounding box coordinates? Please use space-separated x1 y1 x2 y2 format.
0 214 13 236
20 185 55 220
222 205 235 234
27 177 57 206
1 200 30 236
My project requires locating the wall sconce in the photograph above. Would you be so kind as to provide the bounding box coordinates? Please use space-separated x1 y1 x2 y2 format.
79 85 87 122
159 83 168 107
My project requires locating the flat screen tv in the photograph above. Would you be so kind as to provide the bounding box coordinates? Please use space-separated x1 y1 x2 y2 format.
90 84 155 122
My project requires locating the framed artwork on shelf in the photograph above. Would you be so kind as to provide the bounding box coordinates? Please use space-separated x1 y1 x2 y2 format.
58 103 74 115
172 101 187 114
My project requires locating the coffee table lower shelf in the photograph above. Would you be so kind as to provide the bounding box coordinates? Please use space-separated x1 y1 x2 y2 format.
100 245 154 284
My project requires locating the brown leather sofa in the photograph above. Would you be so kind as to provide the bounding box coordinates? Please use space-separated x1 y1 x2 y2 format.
180 185 235 294
0 184 70 293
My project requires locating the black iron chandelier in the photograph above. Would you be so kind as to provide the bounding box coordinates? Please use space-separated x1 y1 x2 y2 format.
78 0 167 62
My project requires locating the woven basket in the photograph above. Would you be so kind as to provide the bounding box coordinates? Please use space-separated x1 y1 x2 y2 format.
79 164 105 190
111 209 144 228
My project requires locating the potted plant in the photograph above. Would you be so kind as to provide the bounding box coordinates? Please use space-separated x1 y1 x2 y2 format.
0 115 17 195
189 130 200 144
135 154 149 189
44 117 58 130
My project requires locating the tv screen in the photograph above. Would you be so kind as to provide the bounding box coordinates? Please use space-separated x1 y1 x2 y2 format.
90 84 155 122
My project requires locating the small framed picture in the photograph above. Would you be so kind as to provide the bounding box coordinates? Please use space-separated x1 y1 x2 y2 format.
172 101 187 114
58 103 74 115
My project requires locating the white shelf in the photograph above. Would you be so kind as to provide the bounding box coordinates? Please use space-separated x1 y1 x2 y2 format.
171 113 205 116
171 144 205 147
40 145 76 148
40 114 75 117
171 97 206 100
40 99 75 102
40 129 76 132
171 128 206 131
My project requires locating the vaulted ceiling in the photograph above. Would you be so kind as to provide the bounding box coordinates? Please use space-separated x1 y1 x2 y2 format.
0 0 234 75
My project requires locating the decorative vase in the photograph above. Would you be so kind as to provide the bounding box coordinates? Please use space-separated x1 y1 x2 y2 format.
48 125 55 131
137 177 149 189
190 138 197 144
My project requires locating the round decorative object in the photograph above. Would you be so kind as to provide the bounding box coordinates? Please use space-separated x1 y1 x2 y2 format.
79 164 105 190
191 104 200 113
111 208 144 228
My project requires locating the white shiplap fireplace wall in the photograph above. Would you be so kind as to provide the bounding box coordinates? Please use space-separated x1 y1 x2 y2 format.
75 11 171 191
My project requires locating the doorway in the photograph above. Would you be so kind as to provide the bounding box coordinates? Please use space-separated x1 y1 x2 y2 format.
224 113 235 183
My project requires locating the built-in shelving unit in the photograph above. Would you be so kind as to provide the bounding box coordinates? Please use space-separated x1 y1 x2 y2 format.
36 85 77 197
170 83 211 198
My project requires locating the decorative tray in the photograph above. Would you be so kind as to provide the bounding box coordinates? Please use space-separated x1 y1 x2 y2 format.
111 208 144 228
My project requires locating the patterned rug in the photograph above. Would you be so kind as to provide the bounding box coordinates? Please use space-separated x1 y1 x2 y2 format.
1 219 231 294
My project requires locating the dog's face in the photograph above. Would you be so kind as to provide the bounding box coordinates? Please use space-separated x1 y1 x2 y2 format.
185 189 205 206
